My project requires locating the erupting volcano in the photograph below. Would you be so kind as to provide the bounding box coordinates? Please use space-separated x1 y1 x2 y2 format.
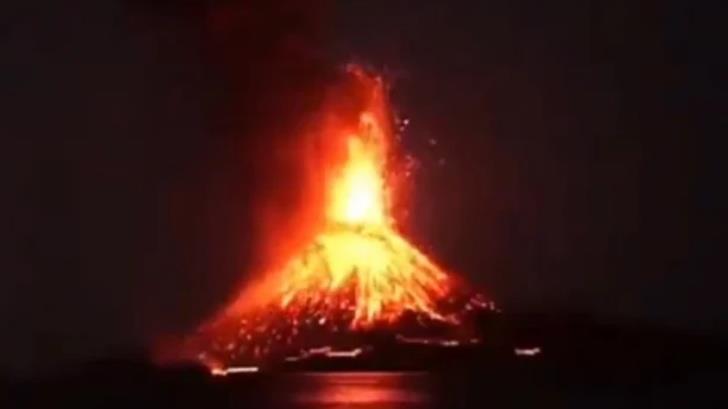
270 111 455 329
183 66 494 370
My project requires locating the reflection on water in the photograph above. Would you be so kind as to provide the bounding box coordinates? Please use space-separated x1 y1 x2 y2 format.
280 372 433 408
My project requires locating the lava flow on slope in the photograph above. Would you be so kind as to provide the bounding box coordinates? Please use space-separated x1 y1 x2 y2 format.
182 66 494 370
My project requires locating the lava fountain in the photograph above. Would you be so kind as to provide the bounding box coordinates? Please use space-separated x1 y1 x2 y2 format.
181 66 493 370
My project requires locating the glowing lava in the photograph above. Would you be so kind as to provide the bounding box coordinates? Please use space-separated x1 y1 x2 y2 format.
328 114 388 226
182 66 491 368
275 113 453 328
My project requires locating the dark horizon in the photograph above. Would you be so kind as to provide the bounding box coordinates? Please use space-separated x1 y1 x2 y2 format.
2 0 720 375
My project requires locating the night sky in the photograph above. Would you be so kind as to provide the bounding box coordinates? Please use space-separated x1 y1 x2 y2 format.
2 1 720 374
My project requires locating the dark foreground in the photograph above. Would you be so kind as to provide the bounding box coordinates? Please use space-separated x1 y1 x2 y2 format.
3 317 727 408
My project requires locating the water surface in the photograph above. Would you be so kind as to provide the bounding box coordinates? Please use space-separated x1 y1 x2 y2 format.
269 372 433 408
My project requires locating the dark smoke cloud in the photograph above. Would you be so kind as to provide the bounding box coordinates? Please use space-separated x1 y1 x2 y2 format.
2 0 333 374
